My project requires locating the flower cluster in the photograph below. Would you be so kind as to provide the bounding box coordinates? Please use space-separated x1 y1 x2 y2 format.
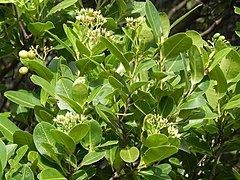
125 16 145 30
75 8 111 48
76 8 107 27
144 114 181 138
53 112 87 132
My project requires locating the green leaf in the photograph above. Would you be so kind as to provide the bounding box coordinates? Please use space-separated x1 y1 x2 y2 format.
208 65 227 99
162 33 192 60
76 39 90 57
55 78 74 111
186 30 204 48
47 31 75 59
145 0 162 42
13 130 36 151
0 115 19 142
57 94 83 114
181 96 206 110
21 59 53 81
47 0 77 17
68 124 89 144
100 36 130 72
4 90 41 108
108 76 124 88
130 82 148 93
142 145 178 166
120 147 139 163
159 96 176 117
170 4 202 29
98 140 119 148
31 75 55 97
22 165 35 180
144 134 168 148
72 80 88 105
208 48 232 72
28 21 54 36
223 94 240 110
33 122 56 156
0 139 7 177
81 151 106 166
10 145 28 167
37 168 67 180
234 6 240 15
189 45 204 84
220 49 240 82
51 129 76 154
34 105 55 123
81 120 102 151
232 167 240 180
159 12 170 38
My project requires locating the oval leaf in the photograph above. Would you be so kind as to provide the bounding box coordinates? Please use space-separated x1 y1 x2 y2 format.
120 147 139 163
51 129 76 154
81 151 106 166
37 168 66 180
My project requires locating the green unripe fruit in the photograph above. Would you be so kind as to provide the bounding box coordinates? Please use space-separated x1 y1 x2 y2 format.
28 51 36 59
218 35 225 41
19 66 28 75
19 50 28 59
213 33 220 39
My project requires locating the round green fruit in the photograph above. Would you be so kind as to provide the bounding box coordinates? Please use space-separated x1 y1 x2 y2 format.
218 35 225 41
28 51 36 59
213 33 220 39
18 50 28 59
19 66 28 75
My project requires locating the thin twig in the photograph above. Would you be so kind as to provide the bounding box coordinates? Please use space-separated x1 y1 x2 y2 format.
168 0 188 18
200 17 223 37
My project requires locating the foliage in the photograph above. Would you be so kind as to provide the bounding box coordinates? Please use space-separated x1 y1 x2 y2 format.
1 0 240 179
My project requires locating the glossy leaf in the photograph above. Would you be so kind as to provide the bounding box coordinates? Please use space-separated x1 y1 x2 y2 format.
47 0 77 17
159 96 176 117
68 124 89 144
142 145 178 166
72 80 88 105
180 96 206 110
33 122 56 156
0 115 19 142
51 129 76 154
37 168 67 180
81 120 103 151
170 4 202 29
208 48 232 72
13 130 36 151
220 49 240 82
109 75 124 88
208 65 227 99
162 33 192 60
100 36 129 72
120 147 139 163
145 0 162 42
0 139 7 177
81 151 106 166
144 134 168 148
57 94 83 114
189 45 204 84
28 21 54 36
31 75 55 97
223 94 240 110
4 90 41 109
20 59 53 81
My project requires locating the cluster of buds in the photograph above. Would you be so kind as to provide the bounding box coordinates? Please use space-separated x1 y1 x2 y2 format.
144 114 181 138
87 28 111 42
29 45 53 61
76 8 107 28
53 112 87 132
125 16 145 30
